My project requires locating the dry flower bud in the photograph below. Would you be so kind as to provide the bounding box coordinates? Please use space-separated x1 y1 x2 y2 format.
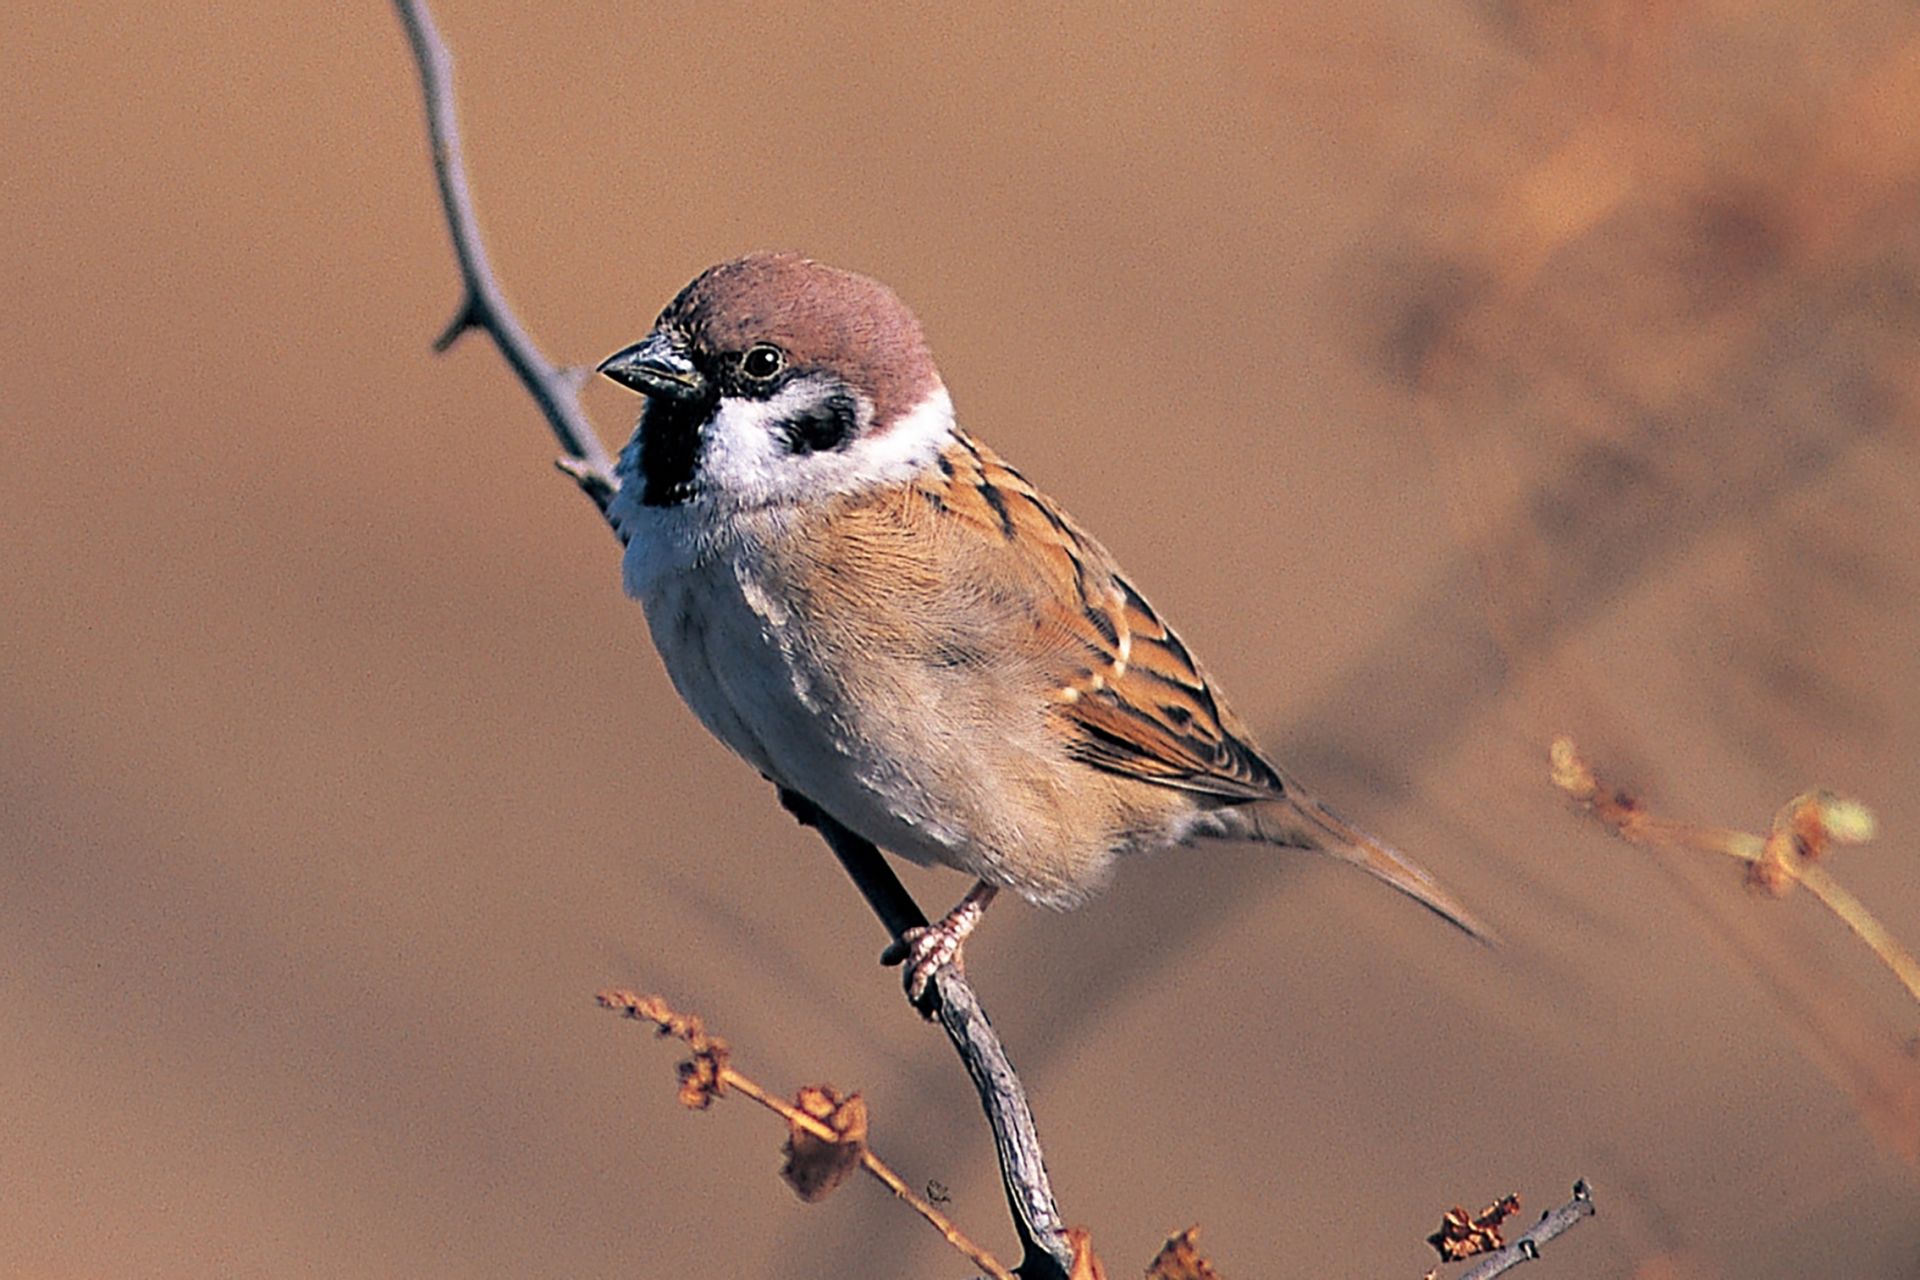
1428 1193 1520 1261
1066 1227 1108 1280
781 1084 868 1201
1147 1225 1223 1279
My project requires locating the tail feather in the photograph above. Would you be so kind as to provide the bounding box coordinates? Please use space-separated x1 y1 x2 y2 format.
1237 789 1497 945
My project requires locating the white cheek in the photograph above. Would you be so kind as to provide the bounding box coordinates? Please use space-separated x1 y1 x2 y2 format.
697 388 809 506
824 385 954 492
701 381 956 508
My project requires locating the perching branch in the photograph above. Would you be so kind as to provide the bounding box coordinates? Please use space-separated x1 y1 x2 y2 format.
782 792 1073 1275
1456 1181 1597 1280
391 4 1072 1275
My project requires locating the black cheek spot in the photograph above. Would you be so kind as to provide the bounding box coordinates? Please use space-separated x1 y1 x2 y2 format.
778 392 859 455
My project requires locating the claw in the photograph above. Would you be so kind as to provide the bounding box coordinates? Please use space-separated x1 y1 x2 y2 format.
879 880 999 1005
883 923 965 1003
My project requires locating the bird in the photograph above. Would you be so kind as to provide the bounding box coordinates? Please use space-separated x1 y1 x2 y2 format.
597 252 1491 999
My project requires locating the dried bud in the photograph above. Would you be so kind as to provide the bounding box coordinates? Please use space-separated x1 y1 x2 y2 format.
1066 1228 1108 1280
1147 1225 1224 1279
781 1084 868 1201
1428 1193 1520 1261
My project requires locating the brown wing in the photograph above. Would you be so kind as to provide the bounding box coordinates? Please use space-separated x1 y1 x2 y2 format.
912 431 1284 803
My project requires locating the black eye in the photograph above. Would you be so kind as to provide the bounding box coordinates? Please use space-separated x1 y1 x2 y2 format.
741 344 786 381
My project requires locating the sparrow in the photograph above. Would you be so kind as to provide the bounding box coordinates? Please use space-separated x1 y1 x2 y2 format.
599 252 1491 998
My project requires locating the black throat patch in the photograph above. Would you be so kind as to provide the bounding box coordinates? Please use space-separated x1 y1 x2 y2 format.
637 396 711 506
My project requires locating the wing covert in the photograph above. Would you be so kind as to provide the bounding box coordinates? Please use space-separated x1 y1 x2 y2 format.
912 431 1284 804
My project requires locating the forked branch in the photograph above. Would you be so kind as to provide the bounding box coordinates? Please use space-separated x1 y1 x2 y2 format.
393 0 617 513
1550 737 1911 1003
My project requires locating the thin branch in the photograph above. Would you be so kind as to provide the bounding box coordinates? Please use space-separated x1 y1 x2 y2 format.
1550 737 1915 1003
598 990 1018 1280
1457 1180 1597 1280
392 0 619 513
391 6 1073 1276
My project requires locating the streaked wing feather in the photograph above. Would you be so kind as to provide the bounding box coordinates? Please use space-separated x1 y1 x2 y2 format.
914 432 1283 803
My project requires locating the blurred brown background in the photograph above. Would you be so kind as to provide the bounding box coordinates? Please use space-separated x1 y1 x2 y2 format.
4 2 1919 1276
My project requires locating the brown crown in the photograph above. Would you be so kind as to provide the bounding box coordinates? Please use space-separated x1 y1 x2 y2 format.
657 253 943 425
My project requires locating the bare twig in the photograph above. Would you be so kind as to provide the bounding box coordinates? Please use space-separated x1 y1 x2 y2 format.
598 990 1018 1280
391 5 1073 1275
1456 1180 1596 1280
392 0 618 514
1550 737 1914 1003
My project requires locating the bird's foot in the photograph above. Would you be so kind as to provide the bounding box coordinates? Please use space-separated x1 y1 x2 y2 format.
881 880 998 1008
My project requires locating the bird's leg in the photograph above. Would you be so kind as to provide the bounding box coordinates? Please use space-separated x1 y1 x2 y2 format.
881 879 999 1005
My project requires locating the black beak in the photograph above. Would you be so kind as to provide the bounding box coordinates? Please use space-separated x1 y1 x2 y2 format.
596 331 707 401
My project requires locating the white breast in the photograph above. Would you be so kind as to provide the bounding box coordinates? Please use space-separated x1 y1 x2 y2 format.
617 498 787 775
